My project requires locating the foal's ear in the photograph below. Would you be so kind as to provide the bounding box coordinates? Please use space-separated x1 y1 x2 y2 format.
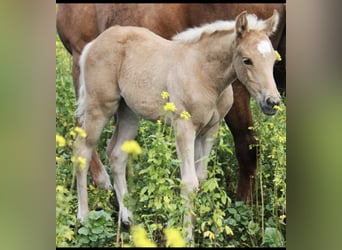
235 11 248 39
264 9 279 36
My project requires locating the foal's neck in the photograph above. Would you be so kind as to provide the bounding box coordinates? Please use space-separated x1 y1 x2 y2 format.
195 31 237 94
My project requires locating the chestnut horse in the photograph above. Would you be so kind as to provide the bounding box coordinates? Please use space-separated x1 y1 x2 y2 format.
74 11 281 241
56 3 285 202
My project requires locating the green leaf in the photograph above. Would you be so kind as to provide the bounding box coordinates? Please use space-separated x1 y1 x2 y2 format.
89 234 98 242
140 186 148 195
78 227 89 235
140 195 149 202
262 227 284 247
227 207 237 215
155 199 162 209
247 221 259 235
203 178 218 192
147 184 155 195
91 226 104 234
233 213 241 222
221 194 227 205
78 237 90 245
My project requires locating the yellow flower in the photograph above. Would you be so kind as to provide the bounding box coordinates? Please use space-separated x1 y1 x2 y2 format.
164 227 186 247
56 185 65 192
163 102 176 112
121 140 142 155
267 122 274 129
203 230 215 240
275 50 282 61
277 135 286 143
70 130 76 138
157 119 162 125
163 196 170 204
225 225 234 236
74 127 87 138
66 229 74 241
131 226 156 247
273 105 284 111
56 156 65 164
56 134 66 147
161 91 170 99
280 214 286 222
180 110 191 120
71 156 87 169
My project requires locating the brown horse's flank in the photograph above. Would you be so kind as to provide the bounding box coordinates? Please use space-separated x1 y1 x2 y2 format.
74 11 281 242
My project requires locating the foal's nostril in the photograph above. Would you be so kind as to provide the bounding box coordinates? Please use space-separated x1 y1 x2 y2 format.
266 97 280 107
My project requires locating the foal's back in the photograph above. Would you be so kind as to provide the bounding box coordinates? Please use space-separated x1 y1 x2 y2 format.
83 25 192 121
87 25 170 63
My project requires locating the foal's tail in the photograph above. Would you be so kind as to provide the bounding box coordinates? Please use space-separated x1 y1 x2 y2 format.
76 40 94 126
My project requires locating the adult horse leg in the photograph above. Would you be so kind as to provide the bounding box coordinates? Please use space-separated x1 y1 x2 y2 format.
274 28 286 95
224 81 257 202
174 119 198 243
107 101 139 227
72 52 112 190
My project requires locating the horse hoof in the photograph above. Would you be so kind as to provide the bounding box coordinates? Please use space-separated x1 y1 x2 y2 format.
77 210 89 224
77 216 86 225
122 220 131 230
94 178 113 190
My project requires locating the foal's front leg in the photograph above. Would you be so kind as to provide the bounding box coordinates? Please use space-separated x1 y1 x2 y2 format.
195 123 220 183
195 84 233 183
174 119 198 243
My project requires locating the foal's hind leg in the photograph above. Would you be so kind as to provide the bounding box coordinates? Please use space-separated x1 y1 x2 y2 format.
73 52 111 191
89 151 112 190
75 94 121 222
74 106 116 222
74 55 112 190
107 101 139 227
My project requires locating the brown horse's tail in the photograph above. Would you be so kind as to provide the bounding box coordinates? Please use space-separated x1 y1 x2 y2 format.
76 40 94 126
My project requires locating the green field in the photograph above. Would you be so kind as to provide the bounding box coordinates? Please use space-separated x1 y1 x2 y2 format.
56 34 286 247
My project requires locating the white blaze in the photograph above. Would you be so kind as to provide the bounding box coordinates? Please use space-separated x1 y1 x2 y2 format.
257 40 272 57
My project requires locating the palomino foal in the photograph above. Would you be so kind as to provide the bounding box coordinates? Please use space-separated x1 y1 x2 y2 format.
74 10 280 242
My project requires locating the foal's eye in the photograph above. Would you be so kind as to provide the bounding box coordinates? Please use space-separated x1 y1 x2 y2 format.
242 58 253 66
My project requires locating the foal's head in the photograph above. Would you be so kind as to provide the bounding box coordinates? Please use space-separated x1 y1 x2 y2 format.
233 10 281 115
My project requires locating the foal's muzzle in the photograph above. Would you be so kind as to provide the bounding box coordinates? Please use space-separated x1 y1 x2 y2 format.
260 96 281 115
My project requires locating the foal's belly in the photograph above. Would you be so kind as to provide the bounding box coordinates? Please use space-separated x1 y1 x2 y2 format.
126 99 162 121
120 87 164 121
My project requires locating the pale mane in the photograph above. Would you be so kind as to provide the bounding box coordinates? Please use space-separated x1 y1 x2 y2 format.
172 14 269 43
